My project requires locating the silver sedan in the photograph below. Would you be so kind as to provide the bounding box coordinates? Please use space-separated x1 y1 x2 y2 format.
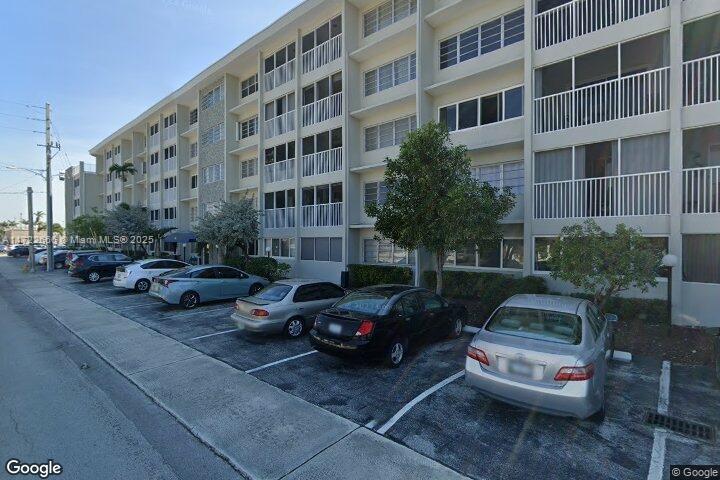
232 279 345 338
465 294 616 420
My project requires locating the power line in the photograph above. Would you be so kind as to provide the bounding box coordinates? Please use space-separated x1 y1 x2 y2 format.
0 99 44 110
0 125 44 134
0 112 44 121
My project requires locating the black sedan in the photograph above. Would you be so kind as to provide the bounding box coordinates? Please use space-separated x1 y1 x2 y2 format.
69 252 133 282
309 285 467 367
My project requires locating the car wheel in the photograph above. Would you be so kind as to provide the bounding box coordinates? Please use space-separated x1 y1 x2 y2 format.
180 291 199 309
448 317 464 339
284 317 306 338
135 279 151 293
385 337 408 368
87 271 101 283
249 283 263 296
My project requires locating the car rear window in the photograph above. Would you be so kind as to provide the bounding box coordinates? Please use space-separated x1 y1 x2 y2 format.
254 283 292 301
163 266 194 278
334 290 390 315
485 307 582 345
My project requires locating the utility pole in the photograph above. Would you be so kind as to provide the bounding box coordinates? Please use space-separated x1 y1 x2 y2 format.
27 187 35 273
44 102 54 271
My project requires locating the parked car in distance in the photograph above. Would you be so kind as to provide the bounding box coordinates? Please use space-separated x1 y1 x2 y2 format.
310 285 467 367
65 250 102 268
40 250 69 269
148 265 269 309
113 258 190 292
0 244 7 253
465 294 616 420
68 252 134 282
29 248 48 264
232 279 346 337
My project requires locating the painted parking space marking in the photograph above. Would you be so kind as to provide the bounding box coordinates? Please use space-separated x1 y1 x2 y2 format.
116 302 166 310
245 351 318 374
161 306 233 318
376 370 464 435
647 360 671 480
186 328 239 341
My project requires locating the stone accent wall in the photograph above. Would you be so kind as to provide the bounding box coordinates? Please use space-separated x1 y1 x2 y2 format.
198 78 226 212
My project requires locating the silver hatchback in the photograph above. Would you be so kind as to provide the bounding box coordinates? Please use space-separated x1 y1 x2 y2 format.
232 279 346 338
465 294 616 420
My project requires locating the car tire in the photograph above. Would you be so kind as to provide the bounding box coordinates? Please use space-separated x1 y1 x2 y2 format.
135 279 151 293
284 317 306 338
385 337 408 368
87 271 101 283
180 291 200 309
249 283 263 296
448 317 464 339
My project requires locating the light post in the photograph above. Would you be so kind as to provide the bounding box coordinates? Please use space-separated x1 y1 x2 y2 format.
662 254 678 336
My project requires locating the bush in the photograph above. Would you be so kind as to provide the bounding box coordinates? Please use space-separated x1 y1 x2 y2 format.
348 264 414 288
567 293 668 325
224 256 291 282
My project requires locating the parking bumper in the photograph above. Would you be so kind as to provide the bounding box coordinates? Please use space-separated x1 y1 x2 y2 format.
231 312 284 334
464 358 598 419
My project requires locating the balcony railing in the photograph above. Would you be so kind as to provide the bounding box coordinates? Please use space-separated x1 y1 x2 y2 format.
683 53 720 107
302 148 343 177
164 157 177 171
264 111 295 139
163 124 177 141
263 207 296 229
302 35 342 74
161 219 177 228
149 134 160 149
535 0 669 49
684 166 720 214
301 202 343 227
302 92 342 127
534 170 669 219
149 192 161 207
264 158 295 184
264 58 296 92
149 163 160 178
189 109 198 126
534 67 669 134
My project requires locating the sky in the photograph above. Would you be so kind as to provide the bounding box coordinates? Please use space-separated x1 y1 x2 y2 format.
0 0 302 226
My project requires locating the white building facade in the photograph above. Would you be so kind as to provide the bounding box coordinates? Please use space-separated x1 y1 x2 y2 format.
78 0 720 326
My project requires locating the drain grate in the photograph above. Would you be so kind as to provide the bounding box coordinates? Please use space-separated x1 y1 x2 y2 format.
644 410 716 442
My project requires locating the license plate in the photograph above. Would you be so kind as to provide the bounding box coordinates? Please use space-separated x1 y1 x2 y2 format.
508 360 534 377
328 323 342 335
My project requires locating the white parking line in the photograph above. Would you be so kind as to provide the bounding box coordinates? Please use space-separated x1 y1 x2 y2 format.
245 351 318 374
161 306 232 318
376 370 464 435
116 302 164 310
647 360 671 480
186 329 239 341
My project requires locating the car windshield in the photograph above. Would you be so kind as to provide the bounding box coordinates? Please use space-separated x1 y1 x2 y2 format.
253 283 292 302
485 306 582 345
333 290 390 315
163 266 195 278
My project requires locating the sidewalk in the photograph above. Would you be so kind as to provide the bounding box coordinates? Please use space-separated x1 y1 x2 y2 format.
0 261 466 480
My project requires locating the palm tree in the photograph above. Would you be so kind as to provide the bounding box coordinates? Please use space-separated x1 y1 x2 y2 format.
109 162 137 182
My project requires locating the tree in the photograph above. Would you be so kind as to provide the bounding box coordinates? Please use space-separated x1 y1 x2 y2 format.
104 203 152 251
66 211 106 246
108 162 137 182
548 219 663 310
195 199 260 262
366 121 515 295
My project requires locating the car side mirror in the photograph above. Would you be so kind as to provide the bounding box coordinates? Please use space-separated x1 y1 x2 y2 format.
605 313 618 323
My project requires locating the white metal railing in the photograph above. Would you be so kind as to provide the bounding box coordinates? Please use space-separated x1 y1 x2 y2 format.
149 192 161 207
264 111 296 138
264 158 295 184
302 148 343 177
163 124 177 141
534 67 669 133
263 207 296 229
534 171 669 219
149 134 160 149
161 219 177 228
683 53 720 107
74 186 80 197
302 202 343 227
164 157 177 171
149 163 160 178
684 166 720 214
535 0 669 49
302 35 343 74
264 59 296 92
302 92 342 127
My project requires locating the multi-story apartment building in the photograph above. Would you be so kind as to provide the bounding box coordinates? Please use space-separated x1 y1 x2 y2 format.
64 161 103 222
76 0 720 326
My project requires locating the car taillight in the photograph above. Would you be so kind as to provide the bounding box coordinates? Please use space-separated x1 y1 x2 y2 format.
355 320 374 337
250 309 269 317
160 279 177 287
554 364 595 381
467 346 490 365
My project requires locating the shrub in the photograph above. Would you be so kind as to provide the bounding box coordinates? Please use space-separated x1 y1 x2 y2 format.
348 264 414 288
567 293 668 325
224 256 291 282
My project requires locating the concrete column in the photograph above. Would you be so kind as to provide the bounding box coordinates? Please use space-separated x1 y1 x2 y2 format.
522 0 535 277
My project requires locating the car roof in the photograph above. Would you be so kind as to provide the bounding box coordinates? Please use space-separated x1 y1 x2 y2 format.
275 278 331 286
503 294 586 315
358 284 420 296
136 258 185 265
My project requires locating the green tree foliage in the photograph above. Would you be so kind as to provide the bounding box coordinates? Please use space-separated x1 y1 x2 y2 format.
366 121 515 294
195 199 260 261
548 219 663 310
108 162 137 182
66 210 106 245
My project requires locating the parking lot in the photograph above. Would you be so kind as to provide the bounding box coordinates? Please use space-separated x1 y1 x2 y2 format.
26 260 720 479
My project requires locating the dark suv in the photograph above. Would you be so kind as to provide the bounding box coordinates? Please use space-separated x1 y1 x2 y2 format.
69 252 133 283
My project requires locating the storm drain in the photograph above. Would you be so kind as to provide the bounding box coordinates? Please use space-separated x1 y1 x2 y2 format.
644 410 716 442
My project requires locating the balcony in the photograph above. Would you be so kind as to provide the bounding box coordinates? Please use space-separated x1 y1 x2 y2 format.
302 92 342 127
302 202 343 227
302 148 342 177
149 163 160 178
264 59 295 92
264 111 295 139
163 124 177 141
535 0 669 50
149 192 161 208
164 157 177 171
683 166 720 214
683 53 720 107
302 35 342 74
189 108 198 126
161 219 177 228
264 158 295 184
533 67 669 134
149 134 160 149
263 207 295 229
533 170 669 219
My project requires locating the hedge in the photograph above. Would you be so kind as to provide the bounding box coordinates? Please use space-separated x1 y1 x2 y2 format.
348 264 414 288
568 293 669 325
224 256 291 282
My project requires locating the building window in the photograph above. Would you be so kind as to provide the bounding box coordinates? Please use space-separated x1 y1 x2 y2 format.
264 238 296 258
300 237 342 262
440 9 524 70
163 113 176 128
163 145 176 160
302 15 342 53
150 209 160 221
191 175 197 189
150 181 159 193
201 163 224 184
364 53 416 96
363 0 417 37
365 115 417 151
302 183 343 206
265 141 296 166
241 74 258 98
683 234 720 284
363 239 415 265
439 86 523 132
238 116 258 139
363 181 388 208
302 128 342 155
163 176 176 190
533 237 556 272
163 207 176 220
150 122 159 137
302 73 342 107
445 239 523 270
241 158 257 178
150 152 159 165
264 92 295 120
200 84 223 110
141 161 147 174
264 43 296 75
190 142 198 158
114 192 120 202
189 108 198 125
200 123 224 147
471 161 524 196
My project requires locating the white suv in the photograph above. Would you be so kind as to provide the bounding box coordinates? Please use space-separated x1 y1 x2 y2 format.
113 258 189 292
